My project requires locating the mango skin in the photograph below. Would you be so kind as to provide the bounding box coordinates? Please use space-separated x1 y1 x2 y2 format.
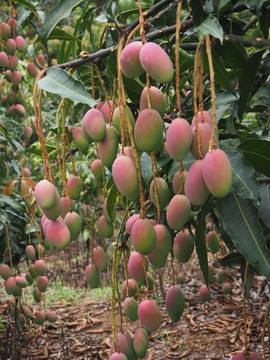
172 170 187 194
5 277 18 295
139 42 174 83
184 160 210 206
97 124 119 170
125 213 139 234
25 245 36 260
109 353 128 360
37 276 48 292
131 218 157 255
120 41 144 79
128 251 148 284
140 86 167 117
191 110 212 128
67 176 82 200
46 220 71 249
27 62 38 77
173 229 194 263
165 285 185 322
91 159 104 180
0 264 12 280
166 194 191 231
93 247 108 272
138 299 161 333
0 51 8 67
166 118 192 161
202 149 232 198
190 123 212 159
97 215 114 238
206 231 220 253
198 284 211 303
34 180 56 210
0 23 10 40
150 177 170 210
222 282 232 294
121 279 137 298
64 211 82 241
72 127 89 154
82 108 106 142
112 155 139 200
134 109 164 154
61 197 70 219
112 105 135 144
85 264 100 289
147 224 171 268
101 100 115 123
34 310 46 325
123 297 138 321
34 260 47 276
110 333 137 360
231 354 246 360
133 328 149 358
45 310 57 323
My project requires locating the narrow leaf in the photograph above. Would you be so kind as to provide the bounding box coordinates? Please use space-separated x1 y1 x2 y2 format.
106 184 118 221
194 15 224 43
219 190 270 279
38 67 97 107
258 183 270 228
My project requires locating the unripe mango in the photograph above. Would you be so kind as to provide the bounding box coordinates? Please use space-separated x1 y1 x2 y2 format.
28 264 37 279
15 36 25 52
6 38 16 55
34 260 47 276
82 108 106 141
150 177 170 210
206 231 220 253
208 263 215 282
166 118 192 161
121 279 137 298
231 354 246 360
34 310 46 325
91 159 104 180
37 276 48 292
134 109 163 154
109 353 128 360
67 176 82 200
165 285 185 322
148 224 171 268
216 269 224 284
111 333 137 360
22 305 33 319
0 264 11 280
166 194 191 231
85 264 100 289
15 104 25 117
120 41 144 79
173 229 194 263
25 272 34 285
34 180 56 210
0 22 10 39
112 105 135 144
123 297 138 321
46 219 71 249
125 213 139 234
45 310 57 323
0 51 8 67
93 247 108 272
202 149 232 198
198 284 210 303
61 197 70 219
184 160 210 206
64 211 82 241
221 282 232 294
1 95 8 107
7 18 17 32
177 272 185 284
172 170 187 194
72 127 89 154
128 251 148 284
140 86 167 117
112 155 139 201
27 62 38 77
131 218 156 255
138 299 161 333
5 69 12 82
5 277 18 295
139 42 174 83
16 90 24 104
101 100 115 122
97 215 114 238
37 54 46 67
23 168 31 177
8 55 18 70
25 245 36 260
191 110 212 128
97 124 119 170
133 328 149 358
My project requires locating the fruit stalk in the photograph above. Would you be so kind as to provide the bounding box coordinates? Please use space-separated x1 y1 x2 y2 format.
175 0 182 115
5 224 13 275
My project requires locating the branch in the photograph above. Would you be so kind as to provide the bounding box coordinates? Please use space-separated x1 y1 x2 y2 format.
224 34 270 48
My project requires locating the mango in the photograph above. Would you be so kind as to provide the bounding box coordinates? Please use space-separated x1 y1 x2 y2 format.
61 197 70 219
177 272 185 284
112 105 135 144
208 263 215 282
139 42 174 83
0 51 8 67
28 264 37 279
96 101 104 111
190 123 212 159
165 285 185 322
0 264 11 280
147 250 167 268
131 218 156 255
121 279 137 298
123 297 138 321
97 124 119 170
5 277 18 295
134 109 163 154
112 155 139 201
16 90 24 104
64 211 82 241
5 69 12 82
67 176 82 200
37 54 46 67
125 213 139 234
198 284 210 303
8 55 18 70
0 22 10 39
166 194 191 231
72 127 89 154
25 272 34 285
101 100 115 122
93 247 108 272
248 353 263 360
22 305 33 319
37 276 48 292
34 310 46 325
191 110 212 128
140 86 167 117
1 95 8 107
27 62 38 77
42 191 62 220
221 282 232 294
34 180 56 210
128 251 148 284
97 215 114 238
85 263 100 289
46 220 71 249
202 149 232 198
120 41 144 79
150 177 170 210
45 310 58 323
15 35 25 51
148 224 171 267
91 159 104 180
138 299 161 333
6 38 16 55
111 333 137 360
166 118 192 161
15 276 27 288
23 167 31 177
216 269 224 284
15 104 25 117
82 108 106 141
206 231 220 253
184 160 210 206
133 328 149 358
173 229 194 263
172 170 187 194
34 260 47 276
231 354 246 360
109 353 128 360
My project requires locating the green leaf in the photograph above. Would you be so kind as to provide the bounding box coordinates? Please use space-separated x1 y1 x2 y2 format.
106 184 118 221
38 68 97 107
47 27 80 42
258 184 270 228
222 145 259 202
212 0 231 13
0 194 25 213
40 0 85 46
219 252 245 267
194 15 224 43
219 190 270 279
215 41 247 70
238 50 264 120
238 139 270 177
179 49 195 74
15 0 37 10
189 0 208 26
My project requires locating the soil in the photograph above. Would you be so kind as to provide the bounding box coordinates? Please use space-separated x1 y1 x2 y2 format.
0 240 269 360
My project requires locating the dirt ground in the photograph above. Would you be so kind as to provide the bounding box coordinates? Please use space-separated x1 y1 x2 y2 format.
0 241 269 360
